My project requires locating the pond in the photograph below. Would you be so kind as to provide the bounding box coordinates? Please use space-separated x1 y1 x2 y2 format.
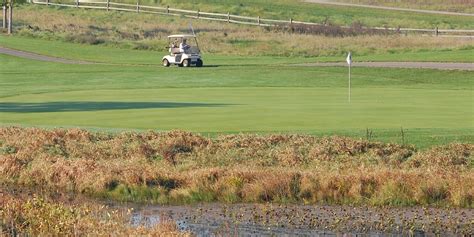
129 203 473 236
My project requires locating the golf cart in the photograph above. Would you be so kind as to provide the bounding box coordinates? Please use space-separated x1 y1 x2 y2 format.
162 34 203 67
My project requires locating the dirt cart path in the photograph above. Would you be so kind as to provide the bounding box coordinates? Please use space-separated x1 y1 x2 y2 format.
0 47 94 64
304 0 474 17
298 62 474 70
1 46 473 70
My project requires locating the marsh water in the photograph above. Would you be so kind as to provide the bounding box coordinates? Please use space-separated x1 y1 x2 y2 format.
3 186 470 236
128 203 474 236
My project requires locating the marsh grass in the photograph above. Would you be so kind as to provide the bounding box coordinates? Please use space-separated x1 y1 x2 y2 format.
0 127 472 208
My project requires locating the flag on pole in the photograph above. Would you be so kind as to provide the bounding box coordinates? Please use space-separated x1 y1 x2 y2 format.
346 52 352 65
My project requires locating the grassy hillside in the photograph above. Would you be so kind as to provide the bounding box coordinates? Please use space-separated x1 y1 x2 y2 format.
103 0 474 29
9 5 474 59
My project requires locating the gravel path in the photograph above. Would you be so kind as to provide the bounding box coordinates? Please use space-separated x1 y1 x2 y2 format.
298 62 474 70
2 46 473 70
304 0 474 17
0 47 94 64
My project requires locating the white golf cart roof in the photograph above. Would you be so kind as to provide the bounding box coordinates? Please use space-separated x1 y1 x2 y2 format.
168 34 196 38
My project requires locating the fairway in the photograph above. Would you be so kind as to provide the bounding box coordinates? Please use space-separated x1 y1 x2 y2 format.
1 40 473 148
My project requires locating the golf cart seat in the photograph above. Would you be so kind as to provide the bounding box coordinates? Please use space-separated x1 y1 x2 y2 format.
169 47 181 54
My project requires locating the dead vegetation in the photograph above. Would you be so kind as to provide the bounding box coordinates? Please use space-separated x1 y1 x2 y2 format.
274 21 392 37
0 127 472 207
0 192 189 236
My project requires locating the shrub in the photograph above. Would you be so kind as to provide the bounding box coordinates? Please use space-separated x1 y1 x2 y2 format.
65 33 105 45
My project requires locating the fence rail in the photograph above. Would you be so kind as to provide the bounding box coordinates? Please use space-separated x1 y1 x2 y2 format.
31 0 474 37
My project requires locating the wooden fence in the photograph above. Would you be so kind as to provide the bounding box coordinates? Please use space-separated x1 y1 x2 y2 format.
31 0 474 37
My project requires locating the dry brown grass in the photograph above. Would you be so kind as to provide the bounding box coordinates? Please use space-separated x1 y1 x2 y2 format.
406 143 473 168
0 127 472 207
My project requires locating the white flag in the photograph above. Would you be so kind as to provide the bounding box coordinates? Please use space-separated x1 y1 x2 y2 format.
346 52 352 65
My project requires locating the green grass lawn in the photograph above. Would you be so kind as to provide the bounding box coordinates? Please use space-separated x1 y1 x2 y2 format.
0 38 473 148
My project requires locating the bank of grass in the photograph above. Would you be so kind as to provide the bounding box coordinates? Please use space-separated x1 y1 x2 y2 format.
109 0 474 29
0 192 188 236
9 5 474 59
330 0 474 14
0 128 472 208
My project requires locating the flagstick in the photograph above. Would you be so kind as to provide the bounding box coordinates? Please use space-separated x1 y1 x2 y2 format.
348 62 351 103
346 51 352 103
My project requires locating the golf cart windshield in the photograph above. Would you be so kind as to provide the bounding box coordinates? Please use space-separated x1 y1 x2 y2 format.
168 35 200 54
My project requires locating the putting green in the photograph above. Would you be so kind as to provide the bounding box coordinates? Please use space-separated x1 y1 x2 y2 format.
1 87 471 132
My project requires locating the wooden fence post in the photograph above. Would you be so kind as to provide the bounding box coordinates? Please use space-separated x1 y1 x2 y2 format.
75 0 79 8
106 0 109 11
46 0 49 6
2 5 6 29
7 1 12 34
227 12 230 23
257 16 260 25
136 0 139 13
435 26 439 36
166 5 169 14
197 9 199 18
289 18 292 26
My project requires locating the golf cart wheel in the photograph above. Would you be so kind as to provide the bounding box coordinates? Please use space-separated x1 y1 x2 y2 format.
196 59 203 67
162 59 170 67
182 59 190 67
178 63 184 67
